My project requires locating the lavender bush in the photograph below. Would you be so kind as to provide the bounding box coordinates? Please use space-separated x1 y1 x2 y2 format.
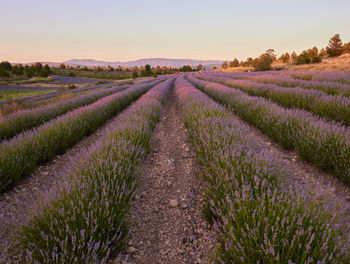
175 76 349 263
0 84 129 140
198 74 350 126
290 71 350 85
0 77 166 140
234 72 350 97
11 78 174 263
187 75 350 183
0 80 163 192
209 71 350 96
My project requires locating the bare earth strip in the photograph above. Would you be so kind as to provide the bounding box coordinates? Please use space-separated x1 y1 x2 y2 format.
115 89 215 264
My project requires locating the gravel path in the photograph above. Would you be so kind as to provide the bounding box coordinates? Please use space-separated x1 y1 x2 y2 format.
114 89 215 264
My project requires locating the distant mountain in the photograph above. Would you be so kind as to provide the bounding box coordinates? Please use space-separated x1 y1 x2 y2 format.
64 58 224 68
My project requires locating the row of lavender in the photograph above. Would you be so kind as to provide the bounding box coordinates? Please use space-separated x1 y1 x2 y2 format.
0 82 133 140
187 75 350 183
197 73 350 126
4 78 174 263
212 71 350 97
175 76 348 263
0 80 162 192
289 71 350 85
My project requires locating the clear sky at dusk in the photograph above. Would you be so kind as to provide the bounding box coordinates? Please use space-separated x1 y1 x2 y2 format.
1 0 349 63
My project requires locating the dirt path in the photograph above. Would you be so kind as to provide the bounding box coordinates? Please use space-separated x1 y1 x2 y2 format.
115 89 214 264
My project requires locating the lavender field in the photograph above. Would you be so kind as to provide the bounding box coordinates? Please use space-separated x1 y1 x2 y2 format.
0 71 349 263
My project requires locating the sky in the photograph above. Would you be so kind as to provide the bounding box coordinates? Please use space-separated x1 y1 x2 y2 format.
0 0 350 63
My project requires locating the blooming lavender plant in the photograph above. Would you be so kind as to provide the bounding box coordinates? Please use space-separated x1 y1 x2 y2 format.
0 84 129 140
214 71 350 97
175 76 349 263
0 79 164 192
187 75 350 183
0 78 166 141
197 73 350 126
290 71 350 85
12 78 174 263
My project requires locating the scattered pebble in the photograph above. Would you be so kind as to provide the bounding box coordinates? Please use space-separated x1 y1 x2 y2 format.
169 199 179 207
126 247 137 254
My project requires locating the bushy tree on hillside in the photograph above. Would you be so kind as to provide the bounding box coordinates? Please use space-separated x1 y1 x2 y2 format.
343 42 350 54
296 51 311 65
266 49 277 61
326 34 343 57
229 58 240 67
319 48 327 57
311 56 322 63
291 51 297 60
246 57 253 66
221 61 228 69
278 53 290 62
307 46 318 58
253 50 274 71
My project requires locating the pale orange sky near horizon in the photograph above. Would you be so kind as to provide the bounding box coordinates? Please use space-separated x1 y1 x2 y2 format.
1 0 349 63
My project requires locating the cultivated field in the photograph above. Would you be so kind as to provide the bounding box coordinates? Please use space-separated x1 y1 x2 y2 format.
0 71 349 263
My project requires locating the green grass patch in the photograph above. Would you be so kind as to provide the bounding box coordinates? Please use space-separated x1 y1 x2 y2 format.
0 90 55 100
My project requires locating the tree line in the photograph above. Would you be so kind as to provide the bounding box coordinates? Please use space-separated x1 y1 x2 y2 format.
221 34 350 71
0 62 52 78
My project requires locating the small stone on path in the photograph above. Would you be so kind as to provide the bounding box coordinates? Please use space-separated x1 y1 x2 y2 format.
169 199 179 207
126 247 137 254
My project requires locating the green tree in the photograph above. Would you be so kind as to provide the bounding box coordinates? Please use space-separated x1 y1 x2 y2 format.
296 51 311 65
145 64 152 75
229 58 240 67
179 65 193 72
246 57 253 66
132 69 139 79
0 69 10 77
253 50 274 71
11 65 24 75
33 62 43 73
60 63 66 69
278 53 290 62
308 46 318 58
266 49 277 61
221 61 228 69
40 65 51 77
0 61 12 71
343 42 350 54
311 56 322 63
326 34 343 57
319 48 327 57
291 51 297 60
25 65 35 78
197 64 203 71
